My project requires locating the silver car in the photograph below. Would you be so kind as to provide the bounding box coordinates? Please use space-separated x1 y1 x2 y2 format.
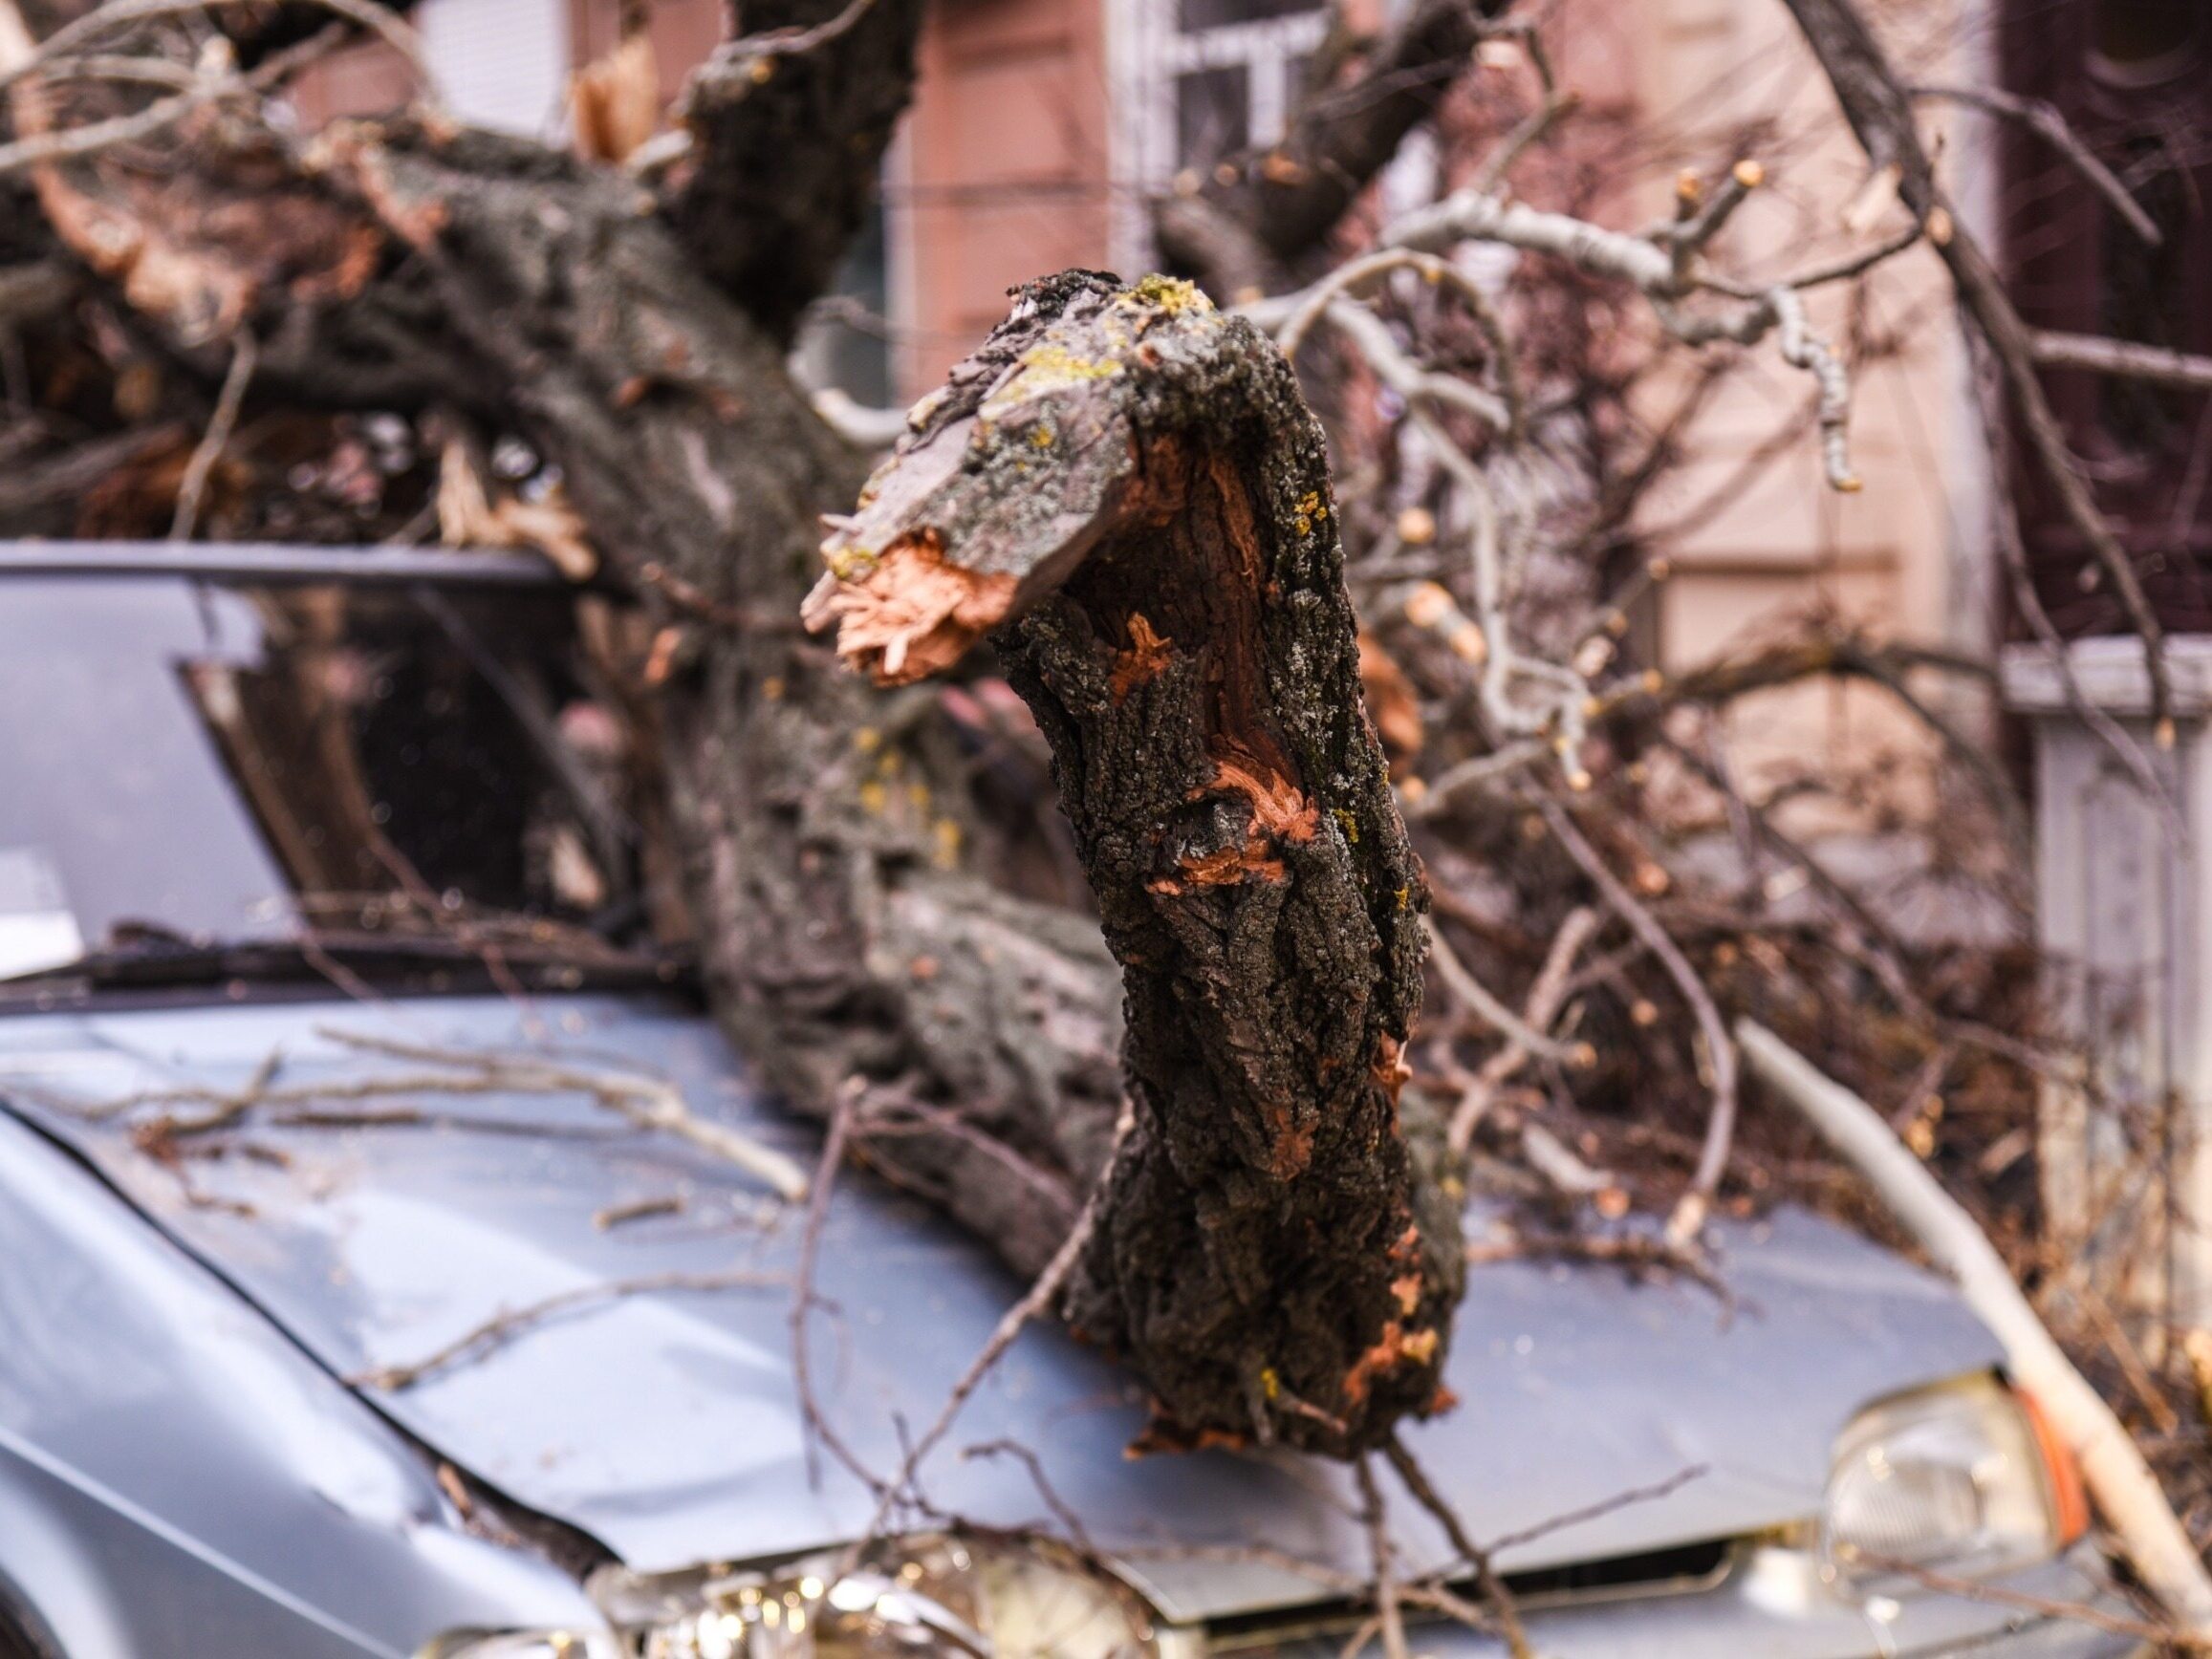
0 545 2144 1657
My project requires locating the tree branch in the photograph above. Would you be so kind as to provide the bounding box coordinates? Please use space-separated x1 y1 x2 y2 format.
1160 0 1510 290
1778 0 2175 738
661 0 923 339
1908 82 2158 248
2028 328 2212 395
1737 1022 2212 1640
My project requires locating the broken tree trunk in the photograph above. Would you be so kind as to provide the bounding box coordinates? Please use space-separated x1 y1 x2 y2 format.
807 270 1464 1455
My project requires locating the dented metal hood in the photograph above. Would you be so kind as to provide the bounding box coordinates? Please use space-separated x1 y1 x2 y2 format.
0 993 2002 1625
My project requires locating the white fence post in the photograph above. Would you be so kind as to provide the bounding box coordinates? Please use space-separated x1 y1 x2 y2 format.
2003 637 2212 1333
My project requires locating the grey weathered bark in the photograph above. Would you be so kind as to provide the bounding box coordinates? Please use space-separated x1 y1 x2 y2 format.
807 270 1463 1454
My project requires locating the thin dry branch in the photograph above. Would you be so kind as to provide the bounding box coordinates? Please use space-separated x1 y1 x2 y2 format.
315 1029 813 1199
792 1087 881 1494
1536 797 1737 1249
2028 329 2212 395
1779 0 2175 737
1447 906 1599 1155
1354 1459 1411 1659
0 0 435 95
170 326 254 539
353 1268 782 1390
1909 83 2159 248
1424 916 1573 1064
1380 1435 1531 1659
833 1104 1130 1578
1737 1020 2212 1638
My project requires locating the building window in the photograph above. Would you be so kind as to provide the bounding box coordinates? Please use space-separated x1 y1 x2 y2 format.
414 0 574 139
1132 0 1329 192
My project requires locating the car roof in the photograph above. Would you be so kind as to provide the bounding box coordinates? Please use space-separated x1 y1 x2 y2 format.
0 540 565 587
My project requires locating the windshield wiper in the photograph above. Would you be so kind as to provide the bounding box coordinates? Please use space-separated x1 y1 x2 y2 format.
0 930 683 998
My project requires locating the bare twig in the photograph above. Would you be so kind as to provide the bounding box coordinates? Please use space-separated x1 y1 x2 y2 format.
169 327 255 540
1479 1463 1708 1556
833 1104 1132 1579
1779 0 2175 737
353 1268 781 1391
1449 905 1598 1154
726 0 877 61
1466 1229 1733 1310
1424 916 1573 1064
2028 329 2212 395
1909 83 2159 248
314 1029 812 1200
0 73 226 174
1972 334 2181 833
1853 1554 2212 1651
1354 1458 1410 1659
1380 1436 1531 1659
792 1087 879 1494
1537 797 1737 1248
0 0 435 97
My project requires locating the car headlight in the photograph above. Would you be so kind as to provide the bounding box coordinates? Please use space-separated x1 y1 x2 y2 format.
1821 1373 2085 1591
583 1534 1162 1659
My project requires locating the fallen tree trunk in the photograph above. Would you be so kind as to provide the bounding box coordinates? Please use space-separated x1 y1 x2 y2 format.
806 270 1463 1455
6 0 1465 1458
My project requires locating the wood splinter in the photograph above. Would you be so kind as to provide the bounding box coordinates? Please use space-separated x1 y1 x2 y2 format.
806 269 1463 1455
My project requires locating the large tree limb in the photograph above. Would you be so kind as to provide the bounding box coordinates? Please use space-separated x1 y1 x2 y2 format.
10 0 1124 1276
323 129 1131 1278
1737 1022 2212 1641
807 270 1463 1455
660 0 922 340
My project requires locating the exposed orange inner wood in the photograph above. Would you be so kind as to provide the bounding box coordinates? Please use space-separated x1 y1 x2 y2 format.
1109 612 1176 701
803 532 1020 686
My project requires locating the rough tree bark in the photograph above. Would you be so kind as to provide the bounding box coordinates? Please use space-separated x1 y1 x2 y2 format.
805 270 1463 1454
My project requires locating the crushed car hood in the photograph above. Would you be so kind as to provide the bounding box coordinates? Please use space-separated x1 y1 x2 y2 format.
0 995 2000 1623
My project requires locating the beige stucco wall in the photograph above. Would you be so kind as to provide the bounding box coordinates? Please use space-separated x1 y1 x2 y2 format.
1614 0 1982 816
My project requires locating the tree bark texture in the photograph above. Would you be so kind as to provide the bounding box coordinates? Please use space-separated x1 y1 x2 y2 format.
807 270 1464 1454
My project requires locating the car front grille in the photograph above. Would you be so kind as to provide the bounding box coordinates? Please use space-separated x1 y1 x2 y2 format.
1199 1537 1736 1655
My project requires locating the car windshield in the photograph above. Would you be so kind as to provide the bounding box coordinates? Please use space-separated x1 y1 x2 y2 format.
0 568 655 986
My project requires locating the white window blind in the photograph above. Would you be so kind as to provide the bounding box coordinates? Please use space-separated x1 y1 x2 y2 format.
416 0 573 140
